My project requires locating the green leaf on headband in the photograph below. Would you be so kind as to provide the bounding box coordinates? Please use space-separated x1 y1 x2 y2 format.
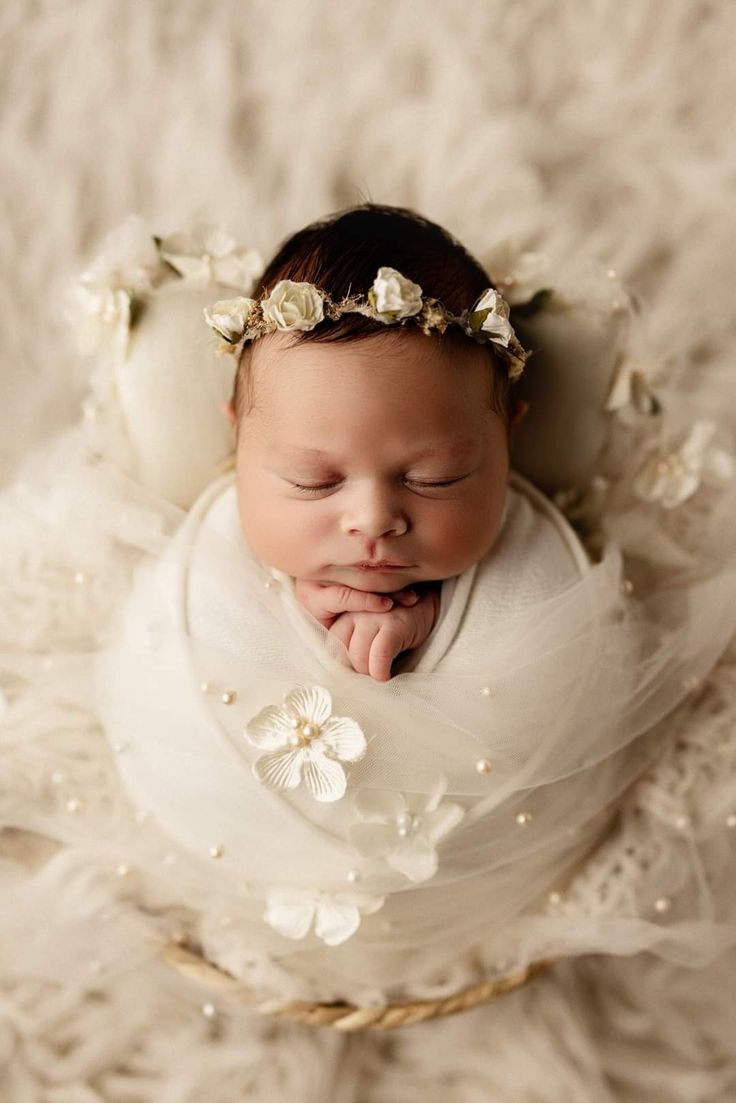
467 309 489 333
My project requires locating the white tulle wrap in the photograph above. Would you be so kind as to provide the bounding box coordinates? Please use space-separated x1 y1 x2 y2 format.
2 218 736 1011
69 450 733 1003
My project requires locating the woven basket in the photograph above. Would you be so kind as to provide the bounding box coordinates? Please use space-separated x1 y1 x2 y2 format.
163 940 552 1031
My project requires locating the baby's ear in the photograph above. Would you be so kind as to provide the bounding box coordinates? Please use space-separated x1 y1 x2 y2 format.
508 399 530 438
222 400 237 430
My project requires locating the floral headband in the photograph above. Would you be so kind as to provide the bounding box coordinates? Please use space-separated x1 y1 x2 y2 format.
68 219 527 380
203 268 529 380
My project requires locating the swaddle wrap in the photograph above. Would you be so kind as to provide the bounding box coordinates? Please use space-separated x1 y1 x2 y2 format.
92 465 736 1002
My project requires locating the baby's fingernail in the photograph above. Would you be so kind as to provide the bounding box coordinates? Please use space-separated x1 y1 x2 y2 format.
379 597 393 608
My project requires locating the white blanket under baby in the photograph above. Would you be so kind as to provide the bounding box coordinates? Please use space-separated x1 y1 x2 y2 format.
93 468 736 1002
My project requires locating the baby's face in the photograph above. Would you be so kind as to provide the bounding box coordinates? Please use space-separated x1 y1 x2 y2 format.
232 330 509 593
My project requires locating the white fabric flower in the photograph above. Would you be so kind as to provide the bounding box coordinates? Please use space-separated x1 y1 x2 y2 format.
370 267 423 320
264 886 385 946
159 225 262 291
470 288 515 348
73 285 132 359
261 280 325 331
605 357 660 416
203 296 257 343
482 244 552 304
244 685 366 803
70 215 166 358
78 214 164 296
633 420 734 509
348 784 465 883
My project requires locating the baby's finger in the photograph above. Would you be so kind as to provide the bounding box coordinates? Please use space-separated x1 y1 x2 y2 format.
327 614 355 652
321 585 393 617
348 619 382 677
368 624 404 682
392 588 419 607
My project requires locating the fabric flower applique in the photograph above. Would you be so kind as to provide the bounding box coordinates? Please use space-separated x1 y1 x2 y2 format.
244 685 367 803
605 355 661 418
369 267 424 321
467 288 515 348
70 215 167 359
633 420 734 509
159 224 262 291
74 285 133 361
261 280 325 331
348 784 465 883
203 296 259 343
482 243 553 304
264 885 385 946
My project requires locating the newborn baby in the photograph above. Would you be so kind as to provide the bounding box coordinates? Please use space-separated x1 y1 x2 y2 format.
92 205 650 992
220 204 528 681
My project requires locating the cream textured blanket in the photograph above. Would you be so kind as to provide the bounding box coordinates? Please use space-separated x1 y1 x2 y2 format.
3 3 736 1100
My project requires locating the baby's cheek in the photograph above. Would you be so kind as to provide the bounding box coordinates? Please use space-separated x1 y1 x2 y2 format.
429 508 496 570
238 481 334 577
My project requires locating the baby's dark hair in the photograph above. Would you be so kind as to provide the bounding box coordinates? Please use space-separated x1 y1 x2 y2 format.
232 203 511 423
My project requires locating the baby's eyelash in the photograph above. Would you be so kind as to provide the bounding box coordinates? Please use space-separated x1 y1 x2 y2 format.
407 477 466 489
289 482 339 494
288 477 465 495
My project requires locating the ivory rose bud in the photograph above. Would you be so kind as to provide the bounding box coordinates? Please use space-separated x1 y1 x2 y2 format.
261 280 324 331
371 267 423 321
472 289 515 347
203 296 257 343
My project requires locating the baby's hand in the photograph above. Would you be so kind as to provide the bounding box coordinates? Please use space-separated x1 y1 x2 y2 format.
327 586 441 682
294 578 419 630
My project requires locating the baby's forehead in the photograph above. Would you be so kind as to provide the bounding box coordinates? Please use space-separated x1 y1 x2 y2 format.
250 325 486 370
273 437 481 461
242 328 499 438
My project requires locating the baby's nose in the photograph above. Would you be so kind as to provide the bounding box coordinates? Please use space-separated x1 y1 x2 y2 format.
340 486 409 539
